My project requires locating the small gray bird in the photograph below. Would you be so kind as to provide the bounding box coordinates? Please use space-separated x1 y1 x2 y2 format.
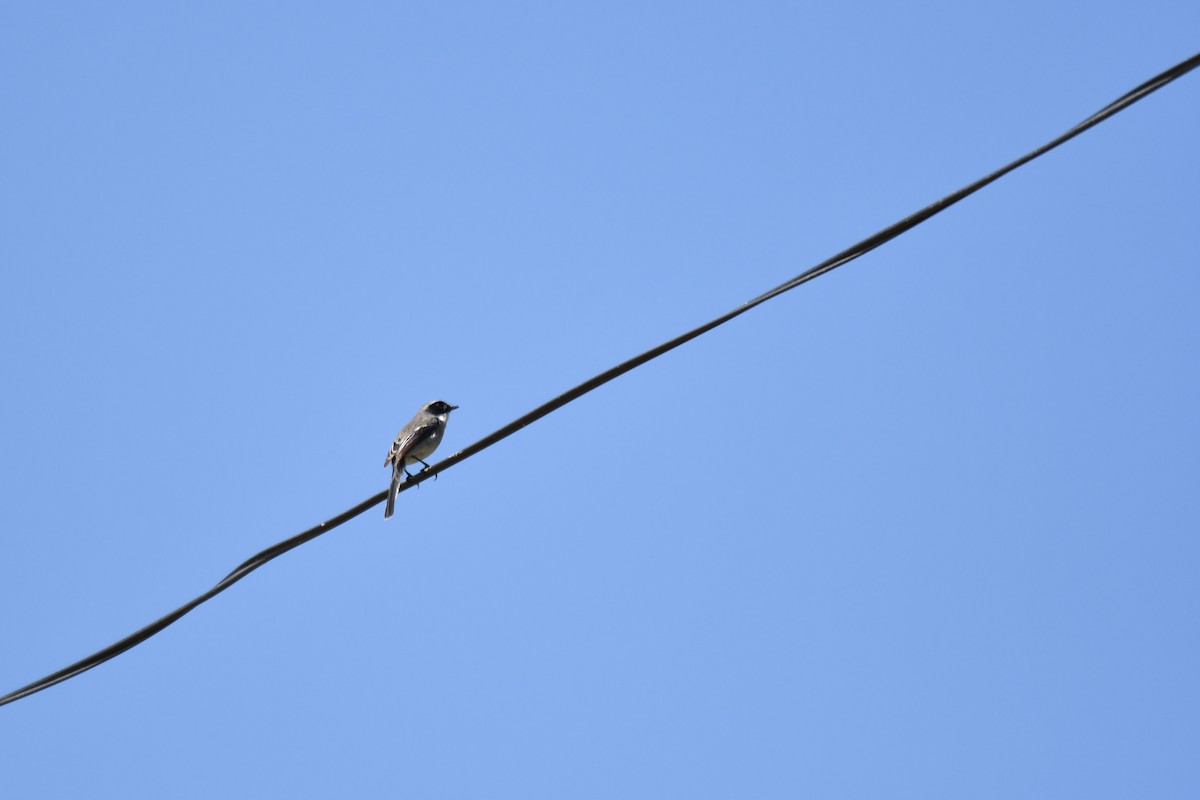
384 400 459 519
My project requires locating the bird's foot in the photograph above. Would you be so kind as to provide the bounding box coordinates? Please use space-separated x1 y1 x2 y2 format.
415 458 437 481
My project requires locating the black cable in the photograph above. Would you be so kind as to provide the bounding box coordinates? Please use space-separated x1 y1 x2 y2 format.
3 51 1197 709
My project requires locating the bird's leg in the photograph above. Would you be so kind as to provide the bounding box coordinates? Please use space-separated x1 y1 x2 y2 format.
403 466 420 488
414 458 437 481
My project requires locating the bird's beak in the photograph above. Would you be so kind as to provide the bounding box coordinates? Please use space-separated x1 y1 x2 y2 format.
449 404 460 411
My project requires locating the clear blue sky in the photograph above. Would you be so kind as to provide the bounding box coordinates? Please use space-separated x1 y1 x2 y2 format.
2 3 1198 797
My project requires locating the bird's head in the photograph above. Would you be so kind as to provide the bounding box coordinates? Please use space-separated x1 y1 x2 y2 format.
423 400 459 417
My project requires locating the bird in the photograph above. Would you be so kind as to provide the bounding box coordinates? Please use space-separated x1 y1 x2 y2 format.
384 400 459 519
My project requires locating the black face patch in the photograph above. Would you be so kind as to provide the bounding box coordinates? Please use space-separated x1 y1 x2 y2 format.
427 400 456 415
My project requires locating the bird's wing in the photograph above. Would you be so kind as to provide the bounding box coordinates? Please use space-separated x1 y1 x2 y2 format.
384 418 440 467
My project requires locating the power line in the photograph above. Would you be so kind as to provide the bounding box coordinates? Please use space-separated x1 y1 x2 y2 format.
3 51 1197 709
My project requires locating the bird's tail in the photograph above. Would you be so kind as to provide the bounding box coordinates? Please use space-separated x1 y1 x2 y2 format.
384 472 399 519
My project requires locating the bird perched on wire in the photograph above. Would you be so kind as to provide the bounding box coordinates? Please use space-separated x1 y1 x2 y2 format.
384 400 459 519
